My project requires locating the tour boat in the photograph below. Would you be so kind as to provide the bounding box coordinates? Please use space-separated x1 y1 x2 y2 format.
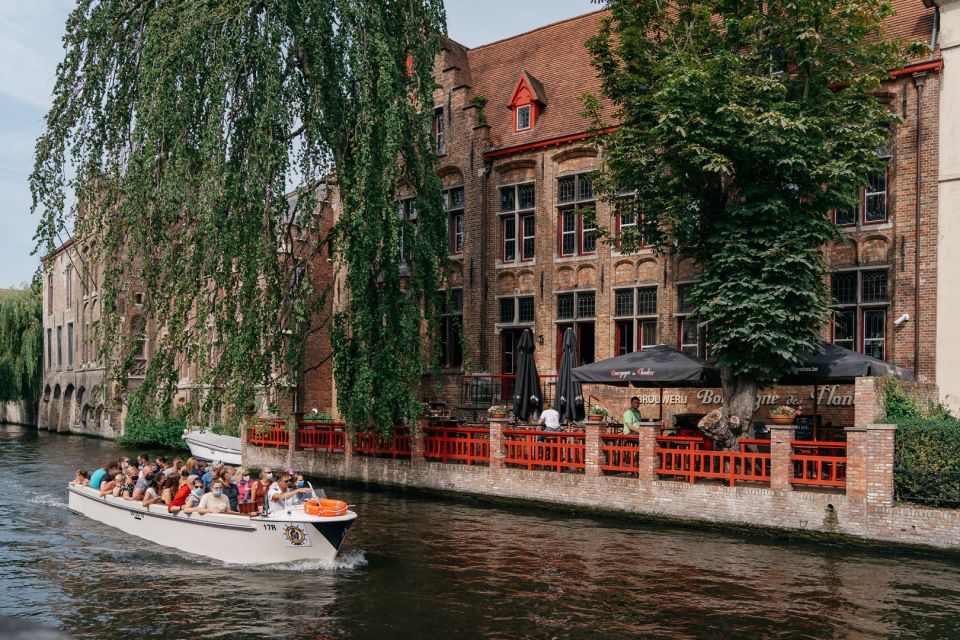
67 485 357 565
182 428 243 466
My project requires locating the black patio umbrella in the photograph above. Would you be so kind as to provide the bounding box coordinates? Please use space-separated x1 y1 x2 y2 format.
556 327 585 423
572 344 720 421
778 341 914 385
512 329 542 421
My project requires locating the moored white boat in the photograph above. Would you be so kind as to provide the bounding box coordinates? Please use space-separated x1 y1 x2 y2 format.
182 428 243 466
68 485 356 565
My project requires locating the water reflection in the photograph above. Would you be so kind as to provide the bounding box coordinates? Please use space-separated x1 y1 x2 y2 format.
2 425 960 639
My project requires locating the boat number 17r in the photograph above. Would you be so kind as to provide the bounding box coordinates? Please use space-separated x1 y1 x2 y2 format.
263 524 277 531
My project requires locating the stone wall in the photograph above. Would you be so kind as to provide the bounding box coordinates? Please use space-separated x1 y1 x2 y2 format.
245 420 960 551
0 401 35 426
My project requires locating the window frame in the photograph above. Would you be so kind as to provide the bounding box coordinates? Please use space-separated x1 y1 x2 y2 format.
439 288 464 369
496 294 535 327
556 173 597 258
434 108 445 155
499 182 536 264
445 186 465 256
612 286 658 356
830 268 889 359
516 104 532 131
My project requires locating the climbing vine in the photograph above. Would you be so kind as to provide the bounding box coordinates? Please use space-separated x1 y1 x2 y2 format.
31 1 447 430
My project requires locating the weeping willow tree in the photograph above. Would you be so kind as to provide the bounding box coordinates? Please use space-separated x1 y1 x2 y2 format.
0 276 43 407
31 1 448 431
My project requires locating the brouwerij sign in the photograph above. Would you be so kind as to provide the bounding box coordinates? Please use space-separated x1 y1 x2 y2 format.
627 385 854 409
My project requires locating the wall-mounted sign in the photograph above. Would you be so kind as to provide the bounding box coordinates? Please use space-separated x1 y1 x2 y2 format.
624 385 854 408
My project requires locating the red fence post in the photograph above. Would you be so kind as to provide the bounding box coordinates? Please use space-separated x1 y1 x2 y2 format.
584 422 602 477
489 420 504 470
768 424 794 492
636 424 659 481
411 419 426 463
846 423 896 506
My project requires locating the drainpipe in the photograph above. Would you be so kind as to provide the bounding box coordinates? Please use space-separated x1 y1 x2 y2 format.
913 72 927 376
480 160 489 368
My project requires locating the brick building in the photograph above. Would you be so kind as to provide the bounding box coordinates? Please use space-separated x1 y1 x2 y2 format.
412 4 949 421
41 2 956 435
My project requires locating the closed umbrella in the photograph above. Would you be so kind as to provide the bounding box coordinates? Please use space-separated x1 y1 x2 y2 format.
512 329 542 421
556 327 585 423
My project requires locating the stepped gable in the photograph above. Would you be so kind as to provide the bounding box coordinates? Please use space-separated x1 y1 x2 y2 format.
463 2 936 150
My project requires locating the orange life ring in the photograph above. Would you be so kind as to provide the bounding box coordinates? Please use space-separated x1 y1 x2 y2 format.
303 499 348 517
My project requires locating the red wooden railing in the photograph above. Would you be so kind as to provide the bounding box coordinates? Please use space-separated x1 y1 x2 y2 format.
246 420 290 448
297 421 347 453
503 429 586 473
354 428 412 459
791 441 846 488
424 426 490 465
657 437 771 487
601 433 640 474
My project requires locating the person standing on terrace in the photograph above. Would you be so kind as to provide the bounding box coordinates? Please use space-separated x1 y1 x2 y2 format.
623 397 643 435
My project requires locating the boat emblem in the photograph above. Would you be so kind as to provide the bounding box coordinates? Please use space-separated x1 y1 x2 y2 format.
283 524 308 546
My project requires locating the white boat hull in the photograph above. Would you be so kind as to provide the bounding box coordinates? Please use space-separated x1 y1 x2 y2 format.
182 430 243 466
68 485 355 565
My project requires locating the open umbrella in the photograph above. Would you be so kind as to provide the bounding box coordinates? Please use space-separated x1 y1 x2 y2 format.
556 327 585 423
572 345 720 421
512 329 542 421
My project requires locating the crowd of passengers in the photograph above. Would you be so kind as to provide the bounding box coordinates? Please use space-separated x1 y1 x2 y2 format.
69 454 321 516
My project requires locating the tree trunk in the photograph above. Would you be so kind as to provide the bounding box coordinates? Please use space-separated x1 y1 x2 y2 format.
699 366 757 451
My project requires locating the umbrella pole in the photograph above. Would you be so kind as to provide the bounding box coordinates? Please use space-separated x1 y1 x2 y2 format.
659 386 663 423
812 384 818 440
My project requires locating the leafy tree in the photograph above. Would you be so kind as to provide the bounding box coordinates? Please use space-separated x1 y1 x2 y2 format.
586 0 917 448
31 1 447 431
0 274 43 407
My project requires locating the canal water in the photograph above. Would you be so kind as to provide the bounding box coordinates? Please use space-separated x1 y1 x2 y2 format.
3 425 960 639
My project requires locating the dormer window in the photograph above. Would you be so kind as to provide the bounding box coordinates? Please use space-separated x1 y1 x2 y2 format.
509 70 546 133
516 105 531 131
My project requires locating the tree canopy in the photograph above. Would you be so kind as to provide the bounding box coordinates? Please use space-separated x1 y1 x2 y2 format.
586 0 915 447
0 277 43 405
31 0 448 430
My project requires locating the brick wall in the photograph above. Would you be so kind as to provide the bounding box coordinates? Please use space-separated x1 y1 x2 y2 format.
244 420 960 551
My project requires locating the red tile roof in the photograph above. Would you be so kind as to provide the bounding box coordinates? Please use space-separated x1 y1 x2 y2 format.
463 2 937 151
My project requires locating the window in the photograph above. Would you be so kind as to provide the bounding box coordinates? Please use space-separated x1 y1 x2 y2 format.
57 326 62 369
445 187 464 255
556 291 596 366
676 284 707 358
830 269 889 358
65 269 72 309
132 316 147 359
835 148 890 227
516 104 531 131
616 195 653 252
557 174 596 257
499 295 534 325
67 323 73 368
613 286 658 355
47 273 53 313
434 108 445 155
46 328 52 368
499 183 536 262
398 197 417 264
439 289 463 368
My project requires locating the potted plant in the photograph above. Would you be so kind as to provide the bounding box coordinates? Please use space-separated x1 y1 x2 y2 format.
769 405 799 425
488 405 510 419
587 407 608 422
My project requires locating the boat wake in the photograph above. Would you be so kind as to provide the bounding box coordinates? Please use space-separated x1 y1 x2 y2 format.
235 548 368 573
27 492 68 508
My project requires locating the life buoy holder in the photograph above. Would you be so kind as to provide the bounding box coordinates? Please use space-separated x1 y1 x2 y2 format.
303 499 348 517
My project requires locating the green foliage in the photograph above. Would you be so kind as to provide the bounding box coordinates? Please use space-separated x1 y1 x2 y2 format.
0 275 43 404
587 0 910 386
882 379 960 506
31 1 448 432
471 94 488 125
304 408 334 421
117 398 187 449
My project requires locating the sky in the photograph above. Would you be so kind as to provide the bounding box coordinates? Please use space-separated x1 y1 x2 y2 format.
0 0 597 289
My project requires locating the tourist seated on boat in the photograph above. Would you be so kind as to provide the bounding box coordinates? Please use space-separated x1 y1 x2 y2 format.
182 457 199 478
89 461 116 490
136 453 150 468
190 479 237 515
167 457 183 476
119 467 138 499
70 469 90 487
168 474 194 513
290 474 322 504
220 466 240 511
100 473 123 497
159 473 180 506
251 468 274 511
236 466 252 503
141 474 163 507
181 475 206 512
202 460 223 491
132 464 155 500
155 456 167 471
267 472 314 513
